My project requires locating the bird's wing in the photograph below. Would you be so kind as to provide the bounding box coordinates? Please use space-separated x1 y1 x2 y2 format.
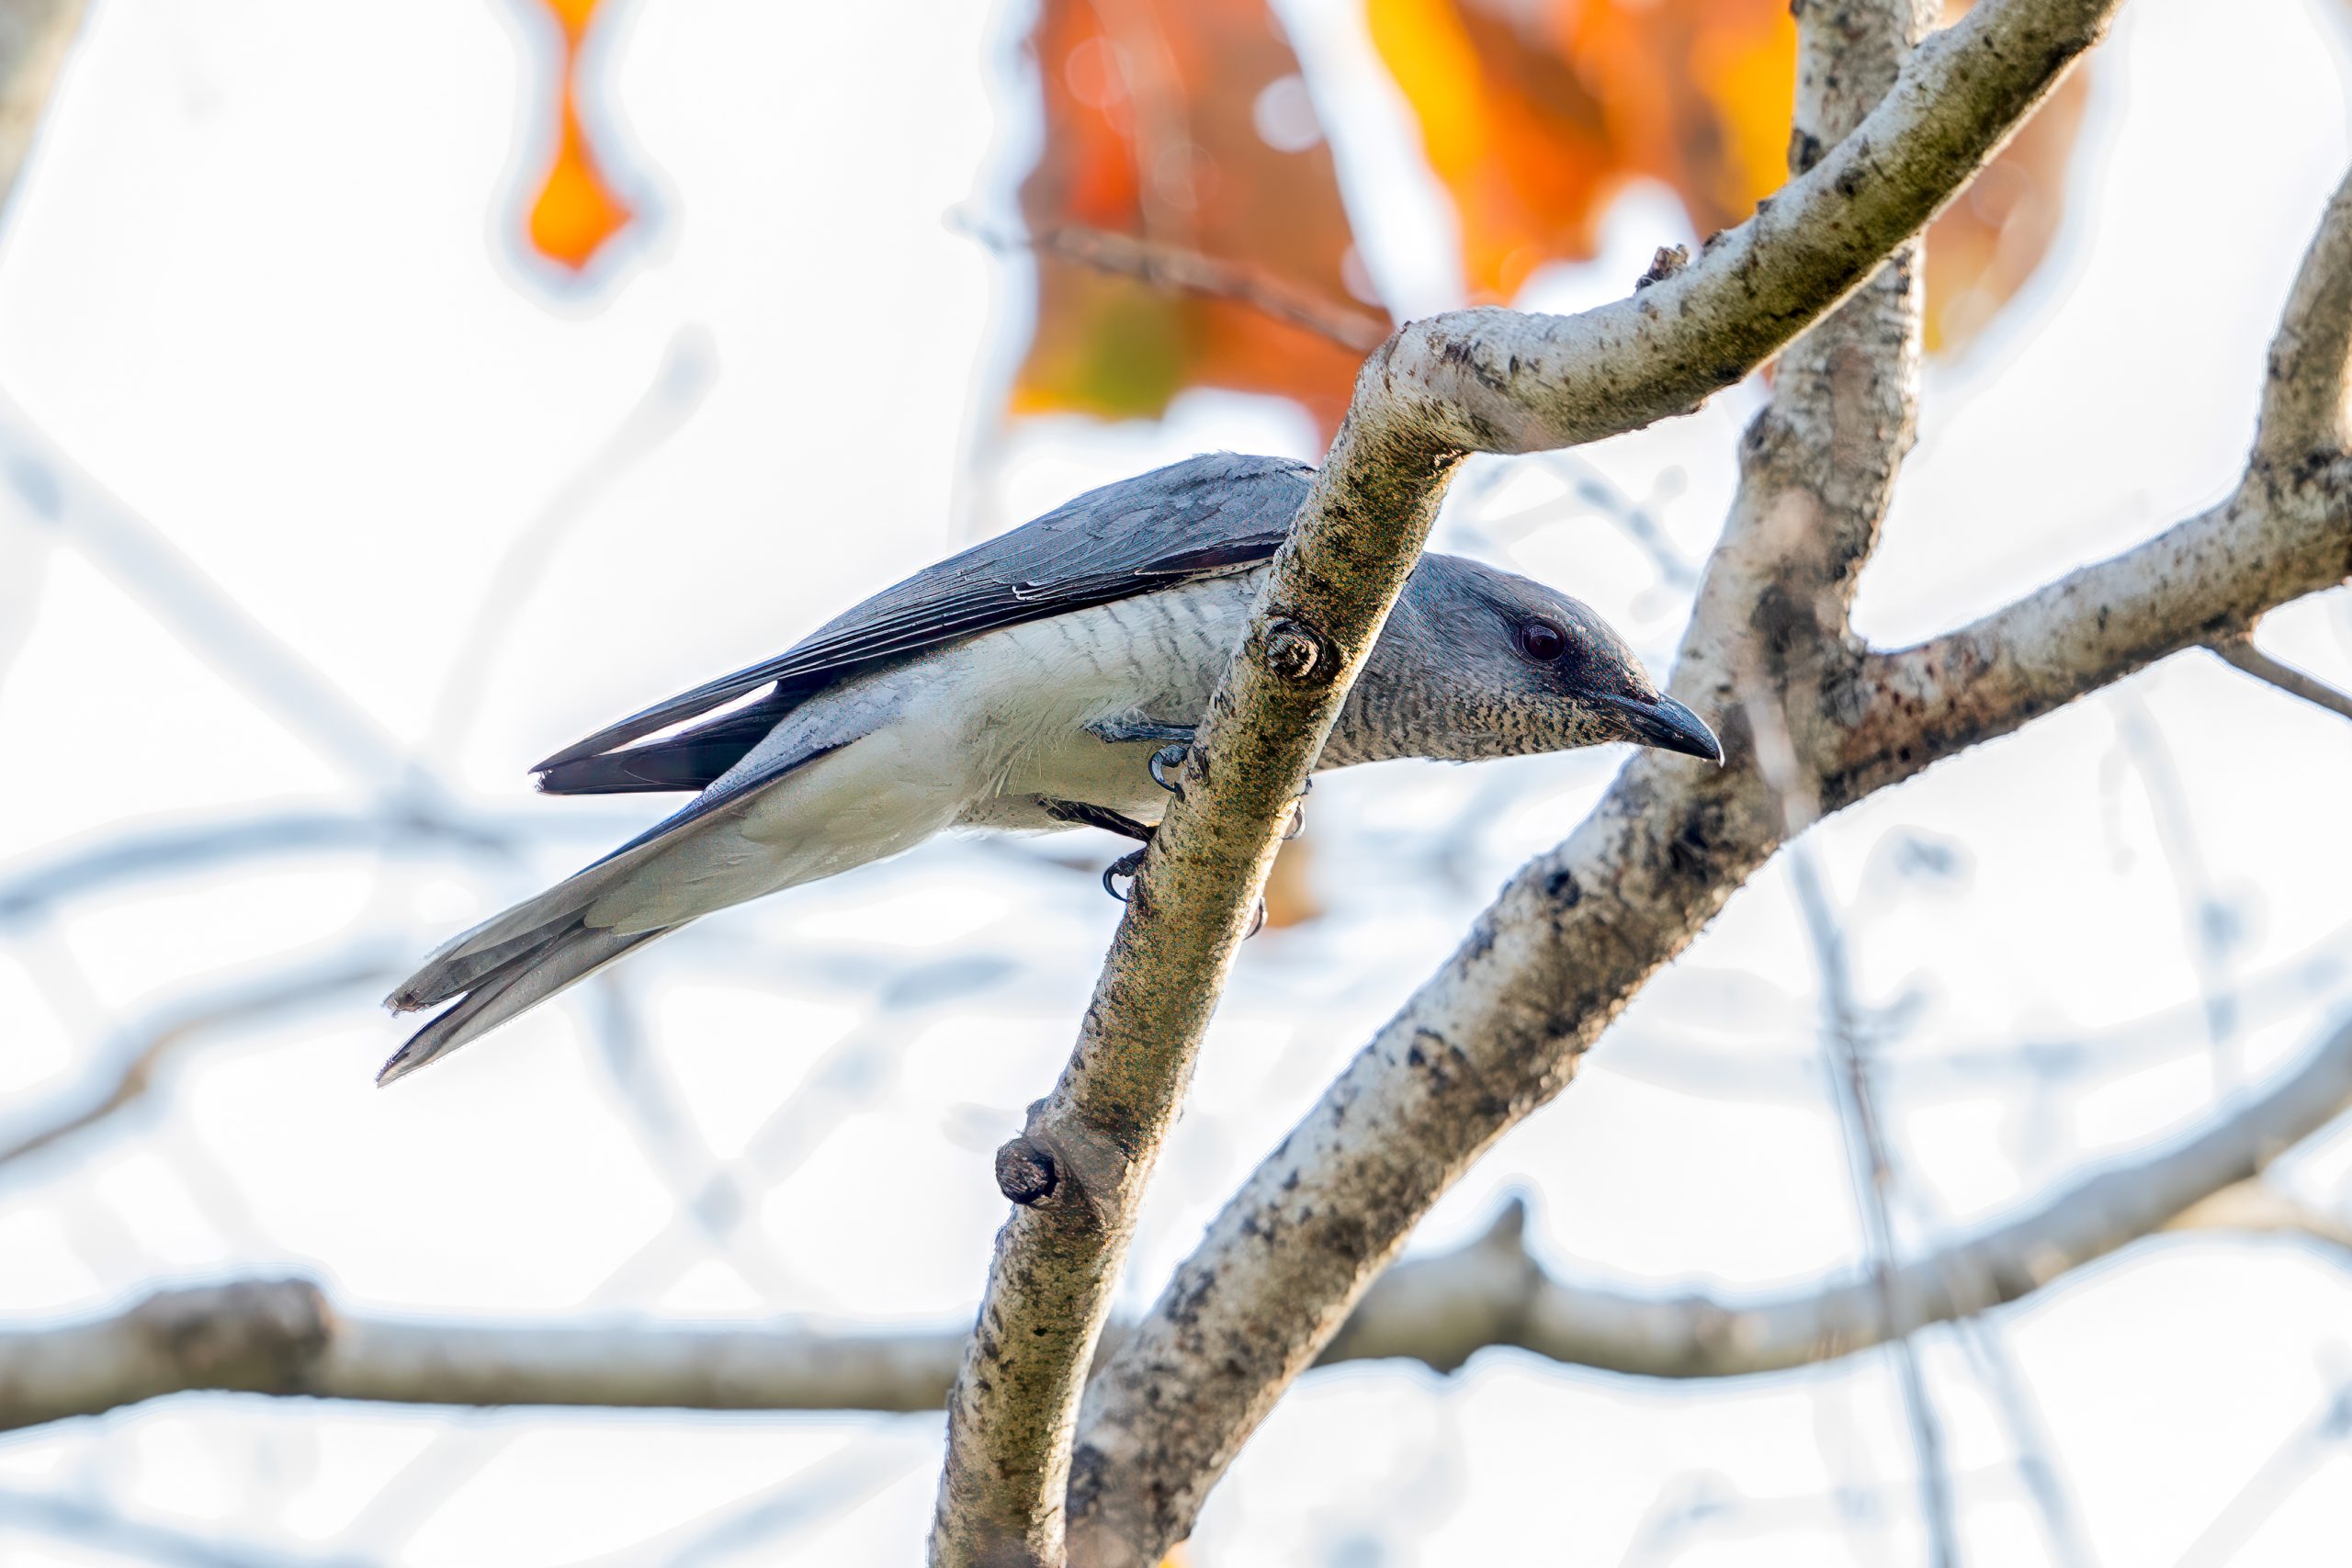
531 452 1312 786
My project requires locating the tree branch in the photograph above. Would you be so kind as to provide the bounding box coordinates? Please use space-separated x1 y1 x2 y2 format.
2205 632 2352 725
1058 37 2352 1568
0 948 400 1168
956 216 1390 354
1331 1012 2352 1378
0 0 86 214
933 1 2123 1562
2257 168 2352 466
11 1010 2345 1433
1837 458 2351 807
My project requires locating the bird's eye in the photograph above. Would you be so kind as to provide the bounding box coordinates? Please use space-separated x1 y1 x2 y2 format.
1515 619 1566 662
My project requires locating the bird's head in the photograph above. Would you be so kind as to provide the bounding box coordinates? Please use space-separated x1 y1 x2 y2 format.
1356 552 1722 766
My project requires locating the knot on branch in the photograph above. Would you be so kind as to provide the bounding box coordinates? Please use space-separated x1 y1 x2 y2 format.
994 1108 1134 1228
1635 244 1690 289
994 1137 1057 1206
131 1279 333 1387
1259 616 1331 684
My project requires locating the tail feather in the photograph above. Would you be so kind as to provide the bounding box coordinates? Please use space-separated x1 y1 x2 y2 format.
386 917 573 1013
382 799 738 1016
378 919 673 1086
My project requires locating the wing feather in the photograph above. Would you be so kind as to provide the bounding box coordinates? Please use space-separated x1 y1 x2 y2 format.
532 452 1310 784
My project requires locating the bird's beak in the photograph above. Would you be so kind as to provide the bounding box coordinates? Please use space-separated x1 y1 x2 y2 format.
1600 692 1723 763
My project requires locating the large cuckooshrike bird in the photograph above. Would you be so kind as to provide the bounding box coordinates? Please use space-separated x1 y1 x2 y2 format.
380 453 1719 1083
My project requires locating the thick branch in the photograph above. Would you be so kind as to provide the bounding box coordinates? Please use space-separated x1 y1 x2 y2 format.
2257 168 2352 465
1838 461 2351 804
14 1011 2346 1432
933 2 2122 1561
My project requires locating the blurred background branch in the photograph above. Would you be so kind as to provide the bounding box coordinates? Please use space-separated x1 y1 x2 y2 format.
0 0 84 212
14 1005 2347 1431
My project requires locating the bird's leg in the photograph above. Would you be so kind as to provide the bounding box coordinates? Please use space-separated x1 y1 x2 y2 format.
1038 796 1153 840
1041 787 1260 929
1084 716 1197 797
1040 797 1159 903
1069 721 1310 931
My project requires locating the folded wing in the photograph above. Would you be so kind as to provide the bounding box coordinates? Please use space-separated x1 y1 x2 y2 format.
532 452 1312 795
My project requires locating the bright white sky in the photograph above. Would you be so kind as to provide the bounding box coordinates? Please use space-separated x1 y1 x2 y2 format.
2 0 2352 1563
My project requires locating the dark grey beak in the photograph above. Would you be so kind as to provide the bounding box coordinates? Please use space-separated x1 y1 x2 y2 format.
1600 692 1723 763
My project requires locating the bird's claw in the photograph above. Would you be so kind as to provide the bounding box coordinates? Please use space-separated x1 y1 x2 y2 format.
1101 845 1268 938
1148 743 1189 795
1102 846 1148 903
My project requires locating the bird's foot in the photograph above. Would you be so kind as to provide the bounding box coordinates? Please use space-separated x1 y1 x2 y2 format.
1098 840 1268 937
1148 743 1189 795
1102 845 1149 902
1082 716 1197 797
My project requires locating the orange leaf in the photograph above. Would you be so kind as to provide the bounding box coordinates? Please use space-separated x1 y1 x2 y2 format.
1371 0 2087 354
1012 0 1385 436
522 0 634 274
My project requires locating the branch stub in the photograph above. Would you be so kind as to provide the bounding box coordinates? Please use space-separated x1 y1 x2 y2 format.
1260 618 1329 683
994 1137 1057 1206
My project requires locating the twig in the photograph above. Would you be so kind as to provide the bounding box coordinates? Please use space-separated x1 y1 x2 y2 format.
420 324 716 761
2112 696 2243 1080
0 395 443 804
2206 631 2352 723
0 807 619 926
0 946 404 1168
956 214 1390 353
2172 1379 2352 1568
1739 622 1956 1568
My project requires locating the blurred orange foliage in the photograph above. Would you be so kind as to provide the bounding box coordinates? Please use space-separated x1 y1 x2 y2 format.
1012 0 1385 435
1369 0 1794 299
1367 0 2086 351
524 0 634 273
1007 0 2089 432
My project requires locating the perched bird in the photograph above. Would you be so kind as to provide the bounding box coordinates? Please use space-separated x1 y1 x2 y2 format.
380 453 1718 1084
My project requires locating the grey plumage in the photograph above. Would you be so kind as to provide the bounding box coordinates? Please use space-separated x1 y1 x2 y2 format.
381 452 1718 1084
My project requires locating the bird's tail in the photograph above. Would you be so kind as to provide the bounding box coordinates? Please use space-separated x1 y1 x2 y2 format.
379 791 728 1084
378 915 675 1086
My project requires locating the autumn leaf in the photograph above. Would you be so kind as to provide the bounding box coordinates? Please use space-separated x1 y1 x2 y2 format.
520 0 635 274
1369 0 1792 300
1012 0 1386 435
1368 0 2086 354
